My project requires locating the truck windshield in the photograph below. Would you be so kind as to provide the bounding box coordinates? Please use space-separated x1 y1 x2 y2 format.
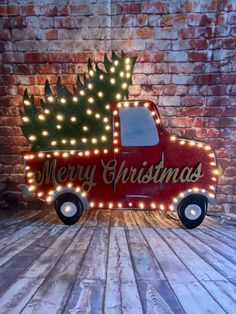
119 107 159 147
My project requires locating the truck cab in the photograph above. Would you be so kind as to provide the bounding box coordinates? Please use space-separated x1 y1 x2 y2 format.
23 100 219 228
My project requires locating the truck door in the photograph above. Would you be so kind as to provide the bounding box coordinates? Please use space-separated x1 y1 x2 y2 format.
114 105 163 200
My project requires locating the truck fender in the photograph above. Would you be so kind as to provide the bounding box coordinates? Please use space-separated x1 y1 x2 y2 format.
170 189 216 212
47 188 89 210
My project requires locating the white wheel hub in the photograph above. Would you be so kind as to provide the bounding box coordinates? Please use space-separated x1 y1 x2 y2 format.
185 204 202 220
61 202 77 217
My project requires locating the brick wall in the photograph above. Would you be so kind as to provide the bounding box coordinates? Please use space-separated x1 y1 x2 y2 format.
1 0 236 212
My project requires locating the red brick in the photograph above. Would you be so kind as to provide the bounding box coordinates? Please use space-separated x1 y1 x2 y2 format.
113 3 142 14
0 6 7 15
188 51 210 62
0 30 10 40
137 52 164 62
46 30 58 40
3 17 27 29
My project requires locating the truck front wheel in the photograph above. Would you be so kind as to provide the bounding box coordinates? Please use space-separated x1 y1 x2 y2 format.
177 194 207 229
54 193 83 225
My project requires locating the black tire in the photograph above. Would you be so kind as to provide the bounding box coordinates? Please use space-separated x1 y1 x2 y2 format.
54 193 83 225
177 194 207 229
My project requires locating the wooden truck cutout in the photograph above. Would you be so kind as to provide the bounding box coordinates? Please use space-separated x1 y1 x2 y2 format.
23 100 219 228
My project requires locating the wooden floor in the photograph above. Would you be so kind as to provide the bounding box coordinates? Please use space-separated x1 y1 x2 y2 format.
0 209 235 314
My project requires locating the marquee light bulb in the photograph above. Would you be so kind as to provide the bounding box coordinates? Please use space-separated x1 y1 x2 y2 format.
114 60 119 66
170 135 176 141
104 149 108 154
95 113 100 119
82 138 87 143
94 149 99 154
83 126 88 131
42 131 48 136
110 78 115 84
44 109 50 114
88 97 94 104
98 91 103 97
120 72 124 77
51 141 57 146
89 70 94 76
80 90 85 95
101 135 107 141
38 114 45 120
99 74 104 80
126 65 131 71
151 203 156 209
22 117 29 122
134 101 138 106
113 110 118 115
114 148 119 153
118 203 122 208
116 94 121 100
90 202 94 207
29 135 36 141
125 58 130 64
56 114 63 121
87 109 92 115
126 73 131 78
92 138 97 144
106 104 110 110
70 139 76 145
60 98 66 104
139 202 144 209
47 96 54 102
56 125 61 129
110 67 115 73
144 102 149 108
105 125 111 130
109 203 113 208
124 102 129 107
71 116 76 122
73 96 78 102
62 139 67 144
88 83 93 89
24 100 30 105
99 203 103 208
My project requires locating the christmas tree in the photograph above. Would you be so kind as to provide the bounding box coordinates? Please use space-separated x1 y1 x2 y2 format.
20 51 136 151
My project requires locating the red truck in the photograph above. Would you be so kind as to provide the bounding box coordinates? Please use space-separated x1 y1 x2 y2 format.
23 100 219 228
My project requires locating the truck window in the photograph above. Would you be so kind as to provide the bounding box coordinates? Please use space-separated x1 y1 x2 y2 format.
119 107 159 146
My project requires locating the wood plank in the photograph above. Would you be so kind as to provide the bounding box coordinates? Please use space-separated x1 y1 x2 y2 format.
0 224 66 297
21 226 96 314
124 211 165 281
146 212 226 282
0 211 53 250
0 218 55 267
110 209 126 227
137 279 185 314
200 227 236 249
168 228 236 281
0 213 92 313
125 211 184 314
64 279 105 314
104 227 143 314
133 213 226 313
187 229 236 263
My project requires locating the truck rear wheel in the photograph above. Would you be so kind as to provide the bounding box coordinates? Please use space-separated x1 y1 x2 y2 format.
177 194 207 229
54 193 83 225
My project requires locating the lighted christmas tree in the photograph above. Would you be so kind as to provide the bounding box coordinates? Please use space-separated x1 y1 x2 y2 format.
20 51 136 151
